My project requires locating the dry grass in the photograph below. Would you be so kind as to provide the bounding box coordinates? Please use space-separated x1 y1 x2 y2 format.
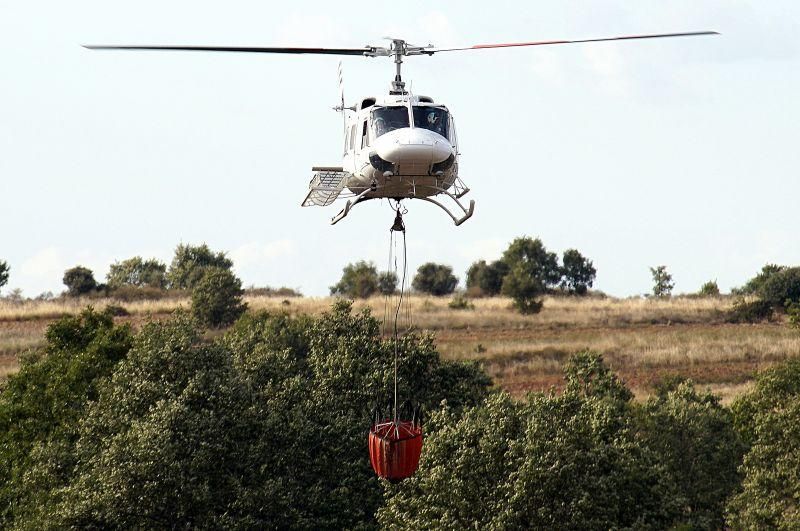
1 294 796 403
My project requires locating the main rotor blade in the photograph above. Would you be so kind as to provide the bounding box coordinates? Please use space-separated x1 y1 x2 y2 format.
83 44 374 56
429 31 719 53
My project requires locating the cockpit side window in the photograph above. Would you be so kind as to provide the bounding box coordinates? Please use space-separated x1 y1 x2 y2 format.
372 106 410 138
412 106 449 138
361 119 369 149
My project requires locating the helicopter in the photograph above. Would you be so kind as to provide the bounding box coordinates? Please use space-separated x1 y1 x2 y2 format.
85 31 717 226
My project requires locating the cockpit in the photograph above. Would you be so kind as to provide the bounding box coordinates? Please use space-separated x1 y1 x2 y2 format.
372 105 450 140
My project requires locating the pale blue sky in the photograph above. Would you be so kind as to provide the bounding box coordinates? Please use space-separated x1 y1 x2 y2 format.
1 1 798 297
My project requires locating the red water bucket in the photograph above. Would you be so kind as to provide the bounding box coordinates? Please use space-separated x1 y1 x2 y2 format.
368 419 423 481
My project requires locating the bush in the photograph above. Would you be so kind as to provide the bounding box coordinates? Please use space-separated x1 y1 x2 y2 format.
727 358 800 528
650 265 674 298
465 259 508 296
725 298 773 323
330 260 379 298
62 266 98 296
380 353 681 529
377 271 398 295
190 267 247 328
502 237 561 289
501 263 544 314
698 280 720 297
167 243 233 290
2 302 490 528
448 293 474 310
0 260 9 291
757 266 800 308
735 264 785 295
560 249 596 295
412 263 458 296
244 286 302 297
107 256 167 289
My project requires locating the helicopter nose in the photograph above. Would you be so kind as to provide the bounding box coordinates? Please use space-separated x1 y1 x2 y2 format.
373 128 453 165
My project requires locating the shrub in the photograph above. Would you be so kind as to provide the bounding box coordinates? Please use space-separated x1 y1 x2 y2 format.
5 302 490 528
465 259 508 296
244 286 302 297
377 271 398 295
62 266 98 296
501 263 545 314
650 265 674 298
412 263 458 296
698 280 720 297
103 304 129 317
190 267 247 328
0 260 9 291
448 293 474 310
560 249 596 295
380 354 681 529
330 260 379 298
725 298 773 324
167 243 233 290
735 264 785 295
727 358 800 528
107 256 167 289
757 266 800 308
637 380 745 529
502 237 561 289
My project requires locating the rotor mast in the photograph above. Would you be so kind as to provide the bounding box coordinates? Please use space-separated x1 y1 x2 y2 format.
390 39 406 95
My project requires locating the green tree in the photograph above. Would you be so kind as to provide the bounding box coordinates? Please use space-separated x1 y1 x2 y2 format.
0 260 9 292
727 358 800 528
698 279 720 297
560 249 596 295
637 379 744 529
500 238 560 313
465 259 508 296
106 256 167 289
380 353 681 530
412 262 458 296
62 266 97 296
758 266 800 308
0 309 132 527
377 271 398 295
167 243 233 290
650 265 674 298
735 263 785 295
190 267 247 328
330 260 379 298
13 302 489 529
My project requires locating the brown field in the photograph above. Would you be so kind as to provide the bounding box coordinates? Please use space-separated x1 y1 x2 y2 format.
2 295 798 403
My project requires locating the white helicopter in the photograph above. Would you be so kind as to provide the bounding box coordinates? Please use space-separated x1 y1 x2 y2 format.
86 32 717 225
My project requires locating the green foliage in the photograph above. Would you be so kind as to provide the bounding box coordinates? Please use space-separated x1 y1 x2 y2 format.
0 260 9 290
0 309 132 527
2 302 489 528
502 236 561 288
62 266 98 296
698 279 721 297
787 301 800 329
727 358 800 528
637 380 745 529
448 293 474 310
650 265 674 298
330 260 379 298
377 271 398 295
725 298 774 324
167 243 233 290
465 259 508 296
735 263 785 295
758 266 800 308
106 256 167 289
412 262 458 296
502 263 545 314
190 267 247 328
381 353 681 530
560 248 596 295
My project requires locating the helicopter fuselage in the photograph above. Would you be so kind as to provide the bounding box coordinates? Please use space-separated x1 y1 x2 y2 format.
341 94 458 200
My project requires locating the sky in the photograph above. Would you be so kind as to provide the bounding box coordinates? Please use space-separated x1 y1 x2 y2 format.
1 0 798 298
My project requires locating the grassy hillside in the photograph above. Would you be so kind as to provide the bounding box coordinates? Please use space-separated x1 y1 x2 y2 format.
2 295 798 402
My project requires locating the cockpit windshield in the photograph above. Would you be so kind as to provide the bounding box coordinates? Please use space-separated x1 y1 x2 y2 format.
412 106 449 138
372 105 450 139
372 107 409 138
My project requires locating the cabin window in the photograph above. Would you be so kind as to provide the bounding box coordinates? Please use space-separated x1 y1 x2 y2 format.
349 124 356 150
361 119 369 148
372 106 410 138
412 106 449 138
